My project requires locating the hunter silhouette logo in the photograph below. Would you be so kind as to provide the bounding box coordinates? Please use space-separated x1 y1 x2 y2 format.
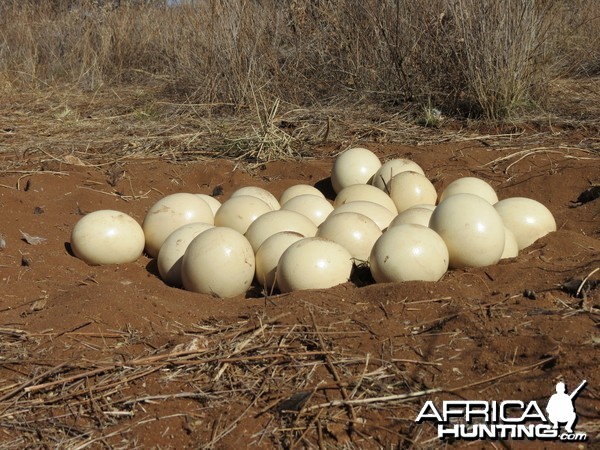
416 379 588 442
546 380 586 434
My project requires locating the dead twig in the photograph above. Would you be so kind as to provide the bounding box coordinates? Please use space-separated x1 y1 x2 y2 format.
576 267 599 298
308 309 358 433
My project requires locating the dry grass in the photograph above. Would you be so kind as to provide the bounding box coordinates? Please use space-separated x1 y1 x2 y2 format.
2 294 595 448
0 81 597 180
0 0 598 120
0 313 426 448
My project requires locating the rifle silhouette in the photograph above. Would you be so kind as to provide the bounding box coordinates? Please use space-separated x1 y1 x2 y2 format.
569 380 587 400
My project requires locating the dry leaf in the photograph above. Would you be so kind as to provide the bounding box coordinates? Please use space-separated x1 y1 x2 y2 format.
31 298 47 312
64 154 86 166
20 230 47 245
0 234 5 249
275 391 312 414
171 337 208 354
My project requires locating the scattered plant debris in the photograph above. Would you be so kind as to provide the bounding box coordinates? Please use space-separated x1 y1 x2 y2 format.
523 273 599 300
19 230 47 245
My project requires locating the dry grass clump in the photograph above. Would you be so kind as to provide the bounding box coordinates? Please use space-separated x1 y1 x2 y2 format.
218 97 305 166
0 0 598 120
443 0 555 119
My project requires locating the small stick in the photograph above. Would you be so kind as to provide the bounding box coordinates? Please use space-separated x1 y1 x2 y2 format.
63 332 125 339
0 296 50 313
309 309 357 431
202 312 289 339
0 361 71 402
172 350 333 366
392 359 443 366
316 418 325 450
304 387 442 411
405 296 452 305
576 267 599 297
202 380 268 448
77 185 129 197
121 391 213 406
51 321 93 341
0 327 29 337
24 365 114 394
42 367 160 405
411 313 461 335
214 319 274 380
349 353 370 400
304 356 557 412
2 170 68 175
291 408 324 449
484 147 561 167
504 150 564 174
446 356 557 393
409 297 510 335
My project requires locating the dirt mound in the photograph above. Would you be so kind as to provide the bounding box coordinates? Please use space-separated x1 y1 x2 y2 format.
0 141 598 448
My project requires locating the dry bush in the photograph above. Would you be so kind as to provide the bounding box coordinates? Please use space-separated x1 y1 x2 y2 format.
549 0 600 76
444 0 557 119
0 0 598 119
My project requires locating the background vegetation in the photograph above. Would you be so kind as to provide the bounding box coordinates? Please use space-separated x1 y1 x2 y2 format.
0 0 598 120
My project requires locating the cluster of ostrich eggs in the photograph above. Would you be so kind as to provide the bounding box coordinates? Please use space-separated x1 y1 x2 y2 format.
70 146 556 298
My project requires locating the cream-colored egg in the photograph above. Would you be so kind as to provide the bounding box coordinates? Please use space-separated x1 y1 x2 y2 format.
333 184 397 214
231 186 280 210
157 222 214 286
245 210 318 253
439 177 499 205
71 210 145 265
494 197 556 250
388 171 437 213
214 195 272 234
142 193 214 258
317 212 382 263
331 147 381 194
281 194 334 226
501 226 519 259
412 204 436 211
255 231 304 293
181 227 255 298
330 201 396 230
279 184 325 205
388 206 435 228
369 224 448 282
194 194 222 216
429 193 505 268
371 158 425 192
276 237 353 292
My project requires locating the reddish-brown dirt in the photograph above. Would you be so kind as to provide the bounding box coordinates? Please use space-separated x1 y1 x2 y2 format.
0 140 599 448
